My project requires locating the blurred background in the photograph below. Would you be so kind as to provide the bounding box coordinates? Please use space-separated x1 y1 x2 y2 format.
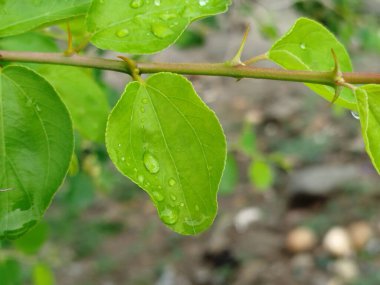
1 0 380 284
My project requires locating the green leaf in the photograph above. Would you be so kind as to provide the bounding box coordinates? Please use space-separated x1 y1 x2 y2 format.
249 159 274 190
37 66 110 142
33 263 55 285
0 66 73 239
0 32 59 52
87 0 231 54
0 33 109 142
354 85 380 173
0 0 91 37
219 152 238 195
239 123 257 156
106 73 226 235
13 222 49 254
0 259 22 285
268 17 355 110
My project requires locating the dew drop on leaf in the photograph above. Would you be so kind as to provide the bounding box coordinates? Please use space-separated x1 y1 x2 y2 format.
26 98 33 107
130 0 144 8
160 207 178 225
116 28 129 38
180 202 185 207
154 0 161 6
170 194 177 201
138 175 144 184
143 152 160 174
300 43 306 50
152 191 164 202
199 0 208 6
142 98 148 104
168 178 176 186
351 111 360 120
159 13 177 21
151 23 174 39
140 107 145 113
185 215 207 226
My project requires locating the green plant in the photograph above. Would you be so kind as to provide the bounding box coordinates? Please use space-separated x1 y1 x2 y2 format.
0 0 379 238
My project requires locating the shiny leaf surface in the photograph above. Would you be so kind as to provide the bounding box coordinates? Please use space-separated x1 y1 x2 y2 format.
106 73 226 234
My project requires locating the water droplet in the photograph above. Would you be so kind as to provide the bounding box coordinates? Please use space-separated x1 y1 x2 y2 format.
130 0 144 8
159 13 177 21
168 178 176 186
143 152 160 174
140 107 145 113
154 0 161 6
151 23 174 39
160 207 178 225
99 0 105 3
199 0 208 6
180 202 185 207
35 104 41 112
118 143 122 148
351 111 360 120
121 156 126 161
142 98 148 104
116 28 129 38
185 215 207 226
152 191 164 202
26 98 33 107
138 175 144 184
300 43 306 50
170 194 177 201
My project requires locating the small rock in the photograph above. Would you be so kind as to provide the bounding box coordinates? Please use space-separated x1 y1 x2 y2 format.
232 260 266 285
289 165 362 195
291 254 314 268
234 207 262 233
323 227 353 257
347 221 373 250
286 227 318 253
331 259 359 281
326 277 344 285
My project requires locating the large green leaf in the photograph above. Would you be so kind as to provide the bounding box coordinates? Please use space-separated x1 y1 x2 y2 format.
355 85 380 173
0 33 110 142
0 0 91 37
37 66 110 142
0 66 73 239
87 0 231 54
268 18 355 110
106 73 226 235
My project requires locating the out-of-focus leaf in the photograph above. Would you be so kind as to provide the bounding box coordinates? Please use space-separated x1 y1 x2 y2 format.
33 263 55 285
219 153 238 195
249 160 274 190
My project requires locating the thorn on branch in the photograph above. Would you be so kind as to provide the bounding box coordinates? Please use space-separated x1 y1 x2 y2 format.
330 49 358 105
225 25 250 67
